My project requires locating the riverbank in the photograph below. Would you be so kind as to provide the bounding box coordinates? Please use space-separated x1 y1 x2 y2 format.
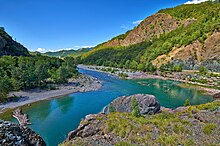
78 64 220 96
0 74 102 113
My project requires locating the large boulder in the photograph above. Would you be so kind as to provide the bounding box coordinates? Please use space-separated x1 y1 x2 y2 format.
0 120 46 146
104 94 160 115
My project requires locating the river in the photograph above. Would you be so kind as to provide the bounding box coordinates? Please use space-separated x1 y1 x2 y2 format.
8 68 213 145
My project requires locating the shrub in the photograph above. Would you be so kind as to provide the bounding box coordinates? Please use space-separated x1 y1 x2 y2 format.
203 123 216 135
172 65 183 72
109 103 116 113
199 66 208 74
131 97 140 117
115 142 133 146
184 99 191 107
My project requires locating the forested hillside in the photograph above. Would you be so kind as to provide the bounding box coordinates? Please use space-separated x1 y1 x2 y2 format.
0 55 78 102
0 28 29 56
81 1 220 72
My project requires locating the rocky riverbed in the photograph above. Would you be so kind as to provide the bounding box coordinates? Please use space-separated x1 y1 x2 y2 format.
78 65 220 96
0 120 46 146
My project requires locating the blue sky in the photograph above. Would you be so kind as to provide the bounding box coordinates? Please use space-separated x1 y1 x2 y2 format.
0 0 207 52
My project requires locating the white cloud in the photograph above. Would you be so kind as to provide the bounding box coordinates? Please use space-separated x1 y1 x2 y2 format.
57 46 94 51
81 45 94 48
121 19 143 30
120 24 130 29
35 45 94 53
132 20 143 25
48 49 55 52
58 48 76 51
184 0 210 4
36 48 47 53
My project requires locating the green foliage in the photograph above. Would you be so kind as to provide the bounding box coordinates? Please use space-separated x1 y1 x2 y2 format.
82 41 152 70
189 78 208 84
160 63 183 72
172 65 183 72
129 60 138 70
184 99 191 107
197 100 220 111
0 76 12 101
0 55 78 102
199 66 208 74
109 103 116 113
104 109 195 145
137 63 145 71
118 72 128 79
115 142 134 146
203 123 217 135
145 62 157 72
131 97 140 117
150 24 155 29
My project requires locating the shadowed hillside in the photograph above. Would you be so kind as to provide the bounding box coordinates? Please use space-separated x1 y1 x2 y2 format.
0 28 29 56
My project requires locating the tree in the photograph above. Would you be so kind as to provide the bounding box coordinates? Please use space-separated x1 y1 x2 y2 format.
146 63 157 72
0 76 12 101
125 60 130 69
137 63 145 71
184 99 191 107
130 60 138 70
35 60 50 86
131 97 140 117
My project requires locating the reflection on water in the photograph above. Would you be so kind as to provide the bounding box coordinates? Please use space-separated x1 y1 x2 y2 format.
5 68 213 146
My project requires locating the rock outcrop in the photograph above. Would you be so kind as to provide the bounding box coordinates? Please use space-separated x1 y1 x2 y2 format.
104 94 160 115
13 109 31 126
0 120 46 146
63 100 220 146
102 13 193 47
152 31 220 71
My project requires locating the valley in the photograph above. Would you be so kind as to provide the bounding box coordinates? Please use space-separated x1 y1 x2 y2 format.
0 1 220 146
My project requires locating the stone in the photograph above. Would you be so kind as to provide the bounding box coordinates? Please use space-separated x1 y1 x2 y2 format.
194 114 207 122
213 92 220 98
0 120 46 146
104 94 161 115
85 114 97 121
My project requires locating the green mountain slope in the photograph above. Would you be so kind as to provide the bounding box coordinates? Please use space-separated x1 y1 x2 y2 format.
0 28 29 56
44 49 76 58
44 47 92 58
81 2 220 72
69 47 92 58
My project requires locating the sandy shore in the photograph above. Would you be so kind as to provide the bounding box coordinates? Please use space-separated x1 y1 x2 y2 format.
0 74 102 113
78 64 220 96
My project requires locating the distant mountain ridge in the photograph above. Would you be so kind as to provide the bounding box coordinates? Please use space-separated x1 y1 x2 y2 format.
0 28 29 56
44 49 76 57
44 47 92 58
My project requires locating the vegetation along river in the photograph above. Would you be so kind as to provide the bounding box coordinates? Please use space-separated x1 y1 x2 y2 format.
4 68 213 146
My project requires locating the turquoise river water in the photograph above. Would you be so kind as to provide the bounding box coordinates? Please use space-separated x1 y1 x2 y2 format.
9 68 213 145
